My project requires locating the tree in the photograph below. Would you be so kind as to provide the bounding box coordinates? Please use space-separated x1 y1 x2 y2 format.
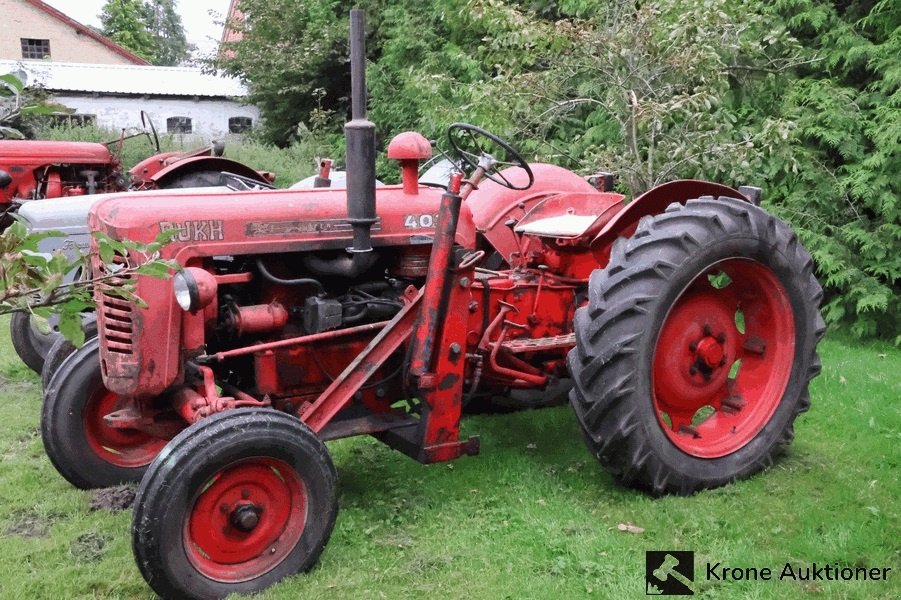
100 0 157 62
212 0 527 146
146 0 194 66
764 0 900 340
100 0 193 66
482 0 803 195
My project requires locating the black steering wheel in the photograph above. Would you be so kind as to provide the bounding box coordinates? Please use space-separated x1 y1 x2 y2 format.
141 110 161 153
447 123 534 190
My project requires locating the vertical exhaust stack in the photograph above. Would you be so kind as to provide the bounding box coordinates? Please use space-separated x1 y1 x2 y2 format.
345 8 377 254
302 8 379 278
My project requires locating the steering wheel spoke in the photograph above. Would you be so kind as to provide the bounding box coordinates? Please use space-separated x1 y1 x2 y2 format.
447 122 534 190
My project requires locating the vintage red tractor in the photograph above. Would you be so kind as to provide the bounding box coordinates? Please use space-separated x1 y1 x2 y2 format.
3 115 273 372
0 112 272 223
41 10 823 599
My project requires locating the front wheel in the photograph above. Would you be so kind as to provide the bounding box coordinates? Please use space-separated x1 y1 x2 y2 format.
10 312 60 373
41 337 167 488
133 408 337 600
567 197 824 495
41 314 97 390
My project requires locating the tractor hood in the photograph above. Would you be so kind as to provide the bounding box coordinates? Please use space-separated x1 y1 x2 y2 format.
0 140 113 164
20 186 234 234
88 184 452 262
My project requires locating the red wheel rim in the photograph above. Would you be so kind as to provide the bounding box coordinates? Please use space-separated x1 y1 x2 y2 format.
652 258 795 458
184 458 307 583
83 389 167 467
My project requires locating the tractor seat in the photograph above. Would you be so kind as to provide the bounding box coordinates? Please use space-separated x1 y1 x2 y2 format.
514 214 599 238
513 192 626 240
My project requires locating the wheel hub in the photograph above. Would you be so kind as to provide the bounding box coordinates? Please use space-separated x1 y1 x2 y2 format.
230 504 263 532
695 335 725 369
652 258 796 458
185 458 307 583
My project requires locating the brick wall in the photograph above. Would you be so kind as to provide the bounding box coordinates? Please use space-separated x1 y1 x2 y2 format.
0 0 136 65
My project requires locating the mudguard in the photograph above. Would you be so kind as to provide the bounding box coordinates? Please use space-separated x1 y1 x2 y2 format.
589 179 749 262
142 156 270 188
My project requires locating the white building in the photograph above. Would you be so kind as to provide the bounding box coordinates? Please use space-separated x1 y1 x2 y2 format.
2 59 260 139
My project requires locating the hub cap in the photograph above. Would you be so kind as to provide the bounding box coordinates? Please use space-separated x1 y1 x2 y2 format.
652 259 795 458
184 458 307 583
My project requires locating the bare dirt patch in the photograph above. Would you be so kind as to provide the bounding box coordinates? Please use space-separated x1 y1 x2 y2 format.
89 484 136 512
3 510 57 538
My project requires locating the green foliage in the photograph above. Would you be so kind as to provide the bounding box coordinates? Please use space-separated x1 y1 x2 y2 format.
1 71 73 139
100 0 157 62
764 0 900 341
0 219 178 344
213 0 533 146
145 0 194 66
100 0 192 65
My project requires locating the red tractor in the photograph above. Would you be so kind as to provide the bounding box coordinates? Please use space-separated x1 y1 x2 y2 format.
41 11 823 599
0 112 272 223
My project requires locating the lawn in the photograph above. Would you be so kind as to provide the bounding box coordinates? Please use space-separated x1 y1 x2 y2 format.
0 318 897 599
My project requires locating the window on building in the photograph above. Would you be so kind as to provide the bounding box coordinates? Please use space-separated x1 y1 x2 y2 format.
21 38 51 60
167 116 192 134
228 116 253 134
48 113 96 127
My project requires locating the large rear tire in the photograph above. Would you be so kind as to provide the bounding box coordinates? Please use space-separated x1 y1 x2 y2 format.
41 337 166 489
10 312 60 373
567 197 824 495
159 169 223 188
133 408 338 600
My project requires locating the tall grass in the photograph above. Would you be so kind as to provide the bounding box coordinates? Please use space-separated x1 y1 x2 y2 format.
34 124 324 188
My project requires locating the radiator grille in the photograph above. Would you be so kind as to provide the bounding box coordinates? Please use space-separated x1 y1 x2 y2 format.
98 256 134 356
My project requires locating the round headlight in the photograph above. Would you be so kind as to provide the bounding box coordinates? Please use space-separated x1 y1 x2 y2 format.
173 271 198 312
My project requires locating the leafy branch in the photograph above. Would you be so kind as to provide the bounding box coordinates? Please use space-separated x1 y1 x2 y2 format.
0 220 178 345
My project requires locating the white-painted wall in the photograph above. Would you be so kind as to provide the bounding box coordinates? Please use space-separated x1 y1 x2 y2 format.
53 94 261 139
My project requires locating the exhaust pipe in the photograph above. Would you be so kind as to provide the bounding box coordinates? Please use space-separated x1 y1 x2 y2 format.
307 8 378 278
345 8 377 256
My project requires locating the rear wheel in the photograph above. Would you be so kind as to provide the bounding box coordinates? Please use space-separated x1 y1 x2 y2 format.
10 312 60 373
159 169 223 188
567 197 824 495
41 337 166 488
133 409 337 600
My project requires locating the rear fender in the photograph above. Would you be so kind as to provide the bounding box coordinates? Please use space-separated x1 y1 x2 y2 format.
138 156 269 189
589 179 749 265
129 147 211 183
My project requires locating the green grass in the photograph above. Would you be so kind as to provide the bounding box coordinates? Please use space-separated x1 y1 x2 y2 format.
0 320 898 599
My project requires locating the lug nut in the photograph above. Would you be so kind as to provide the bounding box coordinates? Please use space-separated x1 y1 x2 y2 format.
689 365 698 375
